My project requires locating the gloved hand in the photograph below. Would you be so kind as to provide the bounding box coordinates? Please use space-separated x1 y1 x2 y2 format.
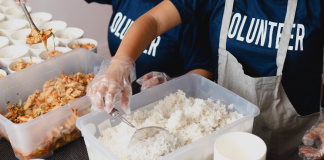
299 108 324 160
13 0 26 6
87 55 136 114
136 71 171 91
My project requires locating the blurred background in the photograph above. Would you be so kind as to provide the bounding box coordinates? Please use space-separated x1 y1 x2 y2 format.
28 0 112 58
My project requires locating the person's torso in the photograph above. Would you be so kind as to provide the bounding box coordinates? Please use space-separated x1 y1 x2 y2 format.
210 0 324 115
108 0 185 78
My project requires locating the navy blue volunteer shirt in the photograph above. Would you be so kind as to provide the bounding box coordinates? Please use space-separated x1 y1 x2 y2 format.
85 0 214 79
170 0 324 115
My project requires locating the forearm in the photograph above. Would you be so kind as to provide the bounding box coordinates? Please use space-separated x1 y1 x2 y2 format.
115 0 181 61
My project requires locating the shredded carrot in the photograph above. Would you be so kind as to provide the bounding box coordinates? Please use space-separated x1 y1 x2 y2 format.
35 99 42 105
10 109 15 117
19 121 23 124
0 110 2 114
48 94 52 96
41 35 47 41
30 40 34 46
75 109 78 116
54 93 59 99
76 76 80 81
71 108 74 112
45 133 56 143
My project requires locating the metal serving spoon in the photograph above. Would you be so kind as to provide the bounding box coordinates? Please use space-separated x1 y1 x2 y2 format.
19 1 53 43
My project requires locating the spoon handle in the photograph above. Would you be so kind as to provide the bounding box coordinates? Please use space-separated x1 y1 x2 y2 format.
20 2 39 32
110 108 136 129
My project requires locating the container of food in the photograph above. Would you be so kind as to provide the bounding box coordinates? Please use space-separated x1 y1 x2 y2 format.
30 12 52 27
8 57 43 74
0 36 9 48
0 19 28 38
28 38 59 57
0 48 105 159
214 132 267 160
0 45 29 67
67 38 98 53
39 20 67 33
39 47 72 60
76 73 260 160
54 27 84 46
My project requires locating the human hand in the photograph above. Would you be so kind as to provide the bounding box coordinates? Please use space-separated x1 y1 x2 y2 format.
300 112 324 159
136 71 171 91
87 55 136 114
13 0 26 6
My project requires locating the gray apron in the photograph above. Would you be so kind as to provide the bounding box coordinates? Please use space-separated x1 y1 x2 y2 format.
218 0 320 159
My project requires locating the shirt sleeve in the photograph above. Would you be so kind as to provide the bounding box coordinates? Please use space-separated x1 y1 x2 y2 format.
84 0 112 4
179 14 214 75
169 0 216 24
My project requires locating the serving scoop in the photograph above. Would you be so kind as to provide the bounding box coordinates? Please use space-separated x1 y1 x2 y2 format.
20 2 53 44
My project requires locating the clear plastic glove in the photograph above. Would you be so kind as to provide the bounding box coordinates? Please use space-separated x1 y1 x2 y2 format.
300 108 324 160
13 0 26 6
87 55 136 114
136 71 171 91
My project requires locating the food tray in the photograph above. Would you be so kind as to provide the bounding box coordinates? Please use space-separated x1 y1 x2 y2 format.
76 74 260 160
0 48 104 159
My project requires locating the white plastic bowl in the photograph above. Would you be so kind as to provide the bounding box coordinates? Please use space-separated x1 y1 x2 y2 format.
4 6 31 20
28 38 59 57
54 27 84 46
0 19 28 37
0 45 29 67
67 38 98 53
39 20 67 33
214 132 267 160
8 56 43 73
39 47 71 60
0 13 5 22
0 0 15 13
0 36 9 48
9 28 30 45
0 68 6 78
30 12 52 27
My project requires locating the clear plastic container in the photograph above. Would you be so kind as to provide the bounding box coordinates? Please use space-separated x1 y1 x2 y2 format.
76 73 260 160
0 48 105 160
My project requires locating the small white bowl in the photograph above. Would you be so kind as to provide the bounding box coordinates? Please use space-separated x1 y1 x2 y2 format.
0 36 9 48
4 6 31 20
28 38 59 57
67 38 98 53
0 19 28 37
9 28 30 45
54 27 84 46
30 12 52 27
0 68 7 78
0 45 29 67
8 56 43 73
0 0 15 13
39 20 67 33
0 13 5 22
39 47 71 60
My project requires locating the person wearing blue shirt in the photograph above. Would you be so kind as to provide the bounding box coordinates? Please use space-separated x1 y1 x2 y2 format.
84 0 214 94
87 0 324 159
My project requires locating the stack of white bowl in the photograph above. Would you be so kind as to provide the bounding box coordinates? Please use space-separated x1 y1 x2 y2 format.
0 0 98 76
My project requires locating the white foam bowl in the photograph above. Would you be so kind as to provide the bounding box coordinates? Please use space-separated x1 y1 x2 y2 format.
0 36 9 48
67 38 98 53
8 56 43 74
39 20 67 34
30 12 52 27
214 132 267 160
0 19 27 37
4 6 31 20
0 13 5 22
54 27 84 46
0 45 29 67
9 28 30 45
0 68 7 78
28 38 59 57
39 47 71 61
0 0 15 13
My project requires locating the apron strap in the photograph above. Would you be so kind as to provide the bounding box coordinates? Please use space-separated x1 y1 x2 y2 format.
219 0 234 50
276 0 298 75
